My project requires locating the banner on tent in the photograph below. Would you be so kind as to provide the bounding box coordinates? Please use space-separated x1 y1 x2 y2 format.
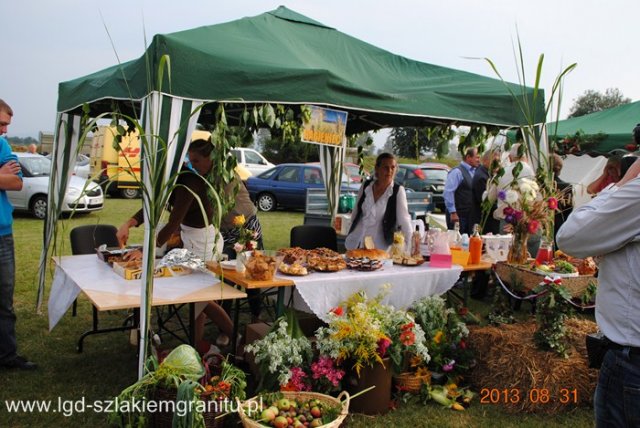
301 105 348 148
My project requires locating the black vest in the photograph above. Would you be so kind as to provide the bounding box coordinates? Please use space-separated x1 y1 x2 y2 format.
453 164 473 215
348 179 400 246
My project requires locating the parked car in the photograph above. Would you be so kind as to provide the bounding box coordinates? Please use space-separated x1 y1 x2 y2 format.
8 153 104 219
395 163 450 211
231 148 275 177
46 153 91 179
246 163 360 211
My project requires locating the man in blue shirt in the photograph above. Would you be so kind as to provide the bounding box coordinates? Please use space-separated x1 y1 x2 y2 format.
0 99 36 370
443 147 480 234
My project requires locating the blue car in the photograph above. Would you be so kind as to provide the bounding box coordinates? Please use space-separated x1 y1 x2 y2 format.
247 163 360 212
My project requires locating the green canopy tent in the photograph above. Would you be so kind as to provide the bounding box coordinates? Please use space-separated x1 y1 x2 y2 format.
548 100 640 156
40 6 544 376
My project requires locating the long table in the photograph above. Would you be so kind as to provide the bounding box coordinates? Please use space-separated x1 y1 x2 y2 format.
209 260 463 322
49 254 247 351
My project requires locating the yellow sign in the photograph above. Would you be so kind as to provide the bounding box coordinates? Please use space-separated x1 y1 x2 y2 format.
301 105 348 148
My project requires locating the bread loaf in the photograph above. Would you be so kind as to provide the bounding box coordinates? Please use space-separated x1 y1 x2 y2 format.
345 248 389 260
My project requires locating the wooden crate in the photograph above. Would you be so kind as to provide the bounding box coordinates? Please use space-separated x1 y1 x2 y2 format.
494 261 597 297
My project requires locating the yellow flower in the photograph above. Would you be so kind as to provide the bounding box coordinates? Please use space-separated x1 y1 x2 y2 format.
233 215 246 227
434 330 444 344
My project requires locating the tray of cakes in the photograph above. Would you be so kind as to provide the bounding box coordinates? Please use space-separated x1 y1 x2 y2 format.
344 248 388 271
277 247 346 274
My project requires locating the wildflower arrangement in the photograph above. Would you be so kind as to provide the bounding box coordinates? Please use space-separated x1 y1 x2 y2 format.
316 289 430 377
279 356 346 394
244 318 313 391
232 214 258 253
410 296 472 378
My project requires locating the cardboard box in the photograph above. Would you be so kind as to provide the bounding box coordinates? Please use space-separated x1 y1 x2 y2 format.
112 261 187 280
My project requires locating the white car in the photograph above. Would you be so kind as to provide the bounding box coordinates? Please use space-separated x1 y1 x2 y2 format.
231 148 274 177
8 153 104 219
46 153 91 179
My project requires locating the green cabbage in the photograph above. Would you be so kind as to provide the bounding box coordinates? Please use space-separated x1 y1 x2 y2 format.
160 344 204 381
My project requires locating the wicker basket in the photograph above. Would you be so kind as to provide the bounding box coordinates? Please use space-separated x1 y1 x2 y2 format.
494 261 597 297
393 372 431 393
238 391 349 428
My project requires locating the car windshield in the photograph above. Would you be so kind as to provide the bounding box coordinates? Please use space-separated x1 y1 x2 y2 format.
420 168 449 180
21 156 51 177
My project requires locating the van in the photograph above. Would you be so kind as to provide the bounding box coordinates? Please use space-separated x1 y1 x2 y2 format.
89 126 141 199
231 148 274 177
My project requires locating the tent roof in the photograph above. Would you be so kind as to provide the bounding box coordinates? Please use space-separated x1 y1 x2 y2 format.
58 6 543 132
549 100 640 156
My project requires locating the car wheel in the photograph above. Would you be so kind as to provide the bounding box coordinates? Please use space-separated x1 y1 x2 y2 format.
120 188 140 199
257 193 276 212
31 195 48 220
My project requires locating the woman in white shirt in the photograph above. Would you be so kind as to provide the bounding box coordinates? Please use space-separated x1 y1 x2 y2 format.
345 153 412 251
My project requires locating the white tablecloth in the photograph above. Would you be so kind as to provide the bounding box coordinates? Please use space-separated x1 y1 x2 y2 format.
48 254 220 330
276 263 463 322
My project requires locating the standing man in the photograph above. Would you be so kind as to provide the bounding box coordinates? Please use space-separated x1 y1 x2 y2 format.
443 147 480 234
0 99 36 370
558 128 640 427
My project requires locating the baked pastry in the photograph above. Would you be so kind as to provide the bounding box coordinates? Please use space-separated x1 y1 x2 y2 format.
307 255 347 272
279 262 309 276
278 247 308 265
345 248 389 260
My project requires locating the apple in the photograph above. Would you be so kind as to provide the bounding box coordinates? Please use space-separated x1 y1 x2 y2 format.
273 415 288 428
278 398 291 410
310 406 321 418
260 408 276 422
310 419 322 428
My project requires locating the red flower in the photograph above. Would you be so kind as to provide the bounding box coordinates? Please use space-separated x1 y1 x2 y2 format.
400 330 415 346
527 220 540 234
330 306 344 316
459 339 467 350
377 337 392 357
458 307 468 316
547 197 558 210
400 322 415 332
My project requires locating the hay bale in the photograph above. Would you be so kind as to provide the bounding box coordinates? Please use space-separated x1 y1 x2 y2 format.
467 318 599 414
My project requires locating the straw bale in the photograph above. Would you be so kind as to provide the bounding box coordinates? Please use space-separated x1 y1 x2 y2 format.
467 318 598 414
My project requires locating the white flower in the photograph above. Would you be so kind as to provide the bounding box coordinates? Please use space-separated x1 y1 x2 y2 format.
505 189 519 204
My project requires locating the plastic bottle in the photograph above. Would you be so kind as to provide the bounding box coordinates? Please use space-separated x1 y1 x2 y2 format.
469 224 483 264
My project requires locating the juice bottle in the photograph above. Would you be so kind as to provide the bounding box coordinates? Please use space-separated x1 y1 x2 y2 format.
449 222 462 250
469 224 483 264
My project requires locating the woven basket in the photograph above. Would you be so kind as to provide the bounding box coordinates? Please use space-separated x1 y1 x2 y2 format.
238 391 349 428
393 372 431 393
494 261 597 297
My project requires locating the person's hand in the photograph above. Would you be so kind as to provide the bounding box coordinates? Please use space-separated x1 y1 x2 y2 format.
0 160 20 175
450 212 459 223
117 218 137 248
123 248 142 261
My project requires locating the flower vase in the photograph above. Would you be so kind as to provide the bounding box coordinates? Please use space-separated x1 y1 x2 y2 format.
508 230 529 265
236 251 248 273
344 357 392 415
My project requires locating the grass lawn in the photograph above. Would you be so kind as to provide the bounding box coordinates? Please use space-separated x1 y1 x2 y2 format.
0 199 594 427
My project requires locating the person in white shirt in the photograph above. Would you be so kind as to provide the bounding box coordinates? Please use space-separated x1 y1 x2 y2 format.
557 135 640 427
345 153 412 251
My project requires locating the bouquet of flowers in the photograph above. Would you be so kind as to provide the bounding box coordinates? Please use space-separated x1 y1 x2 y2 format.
244 316 313 391
232 214 258 253
316 289 430 377
410 296 472 378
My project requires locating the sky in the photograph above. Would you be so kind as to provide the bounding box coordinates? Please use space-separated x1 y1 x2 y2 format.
3 0 639 141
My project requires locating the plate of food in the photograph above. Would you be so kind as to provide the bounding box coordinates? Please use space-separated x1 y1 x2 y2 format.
346 257 384 271
307 255 347 272
220 260 237 270
392 255 425 266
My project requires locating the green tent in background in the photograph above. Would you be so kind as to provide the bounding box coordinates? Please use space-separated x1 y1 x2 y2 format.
548 100 640 156
42 6 544 377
